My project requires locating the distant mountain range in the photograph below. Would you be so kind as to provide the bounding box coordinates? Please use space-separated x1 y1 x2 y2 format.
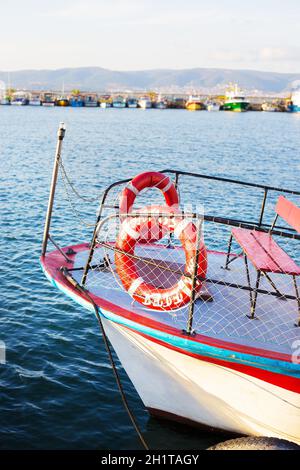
0 67 299 94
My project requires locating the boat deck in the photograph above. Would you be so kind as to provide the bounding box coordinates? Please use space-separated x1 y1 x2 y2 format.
68 243 300 356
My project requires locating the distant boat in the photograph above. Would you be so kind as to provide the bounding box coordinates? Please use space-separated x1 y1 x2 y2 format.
127 97 138 108
2 73 11 105
41 93 56 106
154 95 167 109
0 96 11 105
70 95 84 107
138 96 152 109
186 95 205 111
223 84 249 112
84 94 98 107
112 96 126 108
168 97 186 109
99 95 112 108
56 83 69 106
11 92 29 106
261 102 277 112
288 91 300 113
28 93 41 106
56 97 69 107
206 101 220 111
100 102 111 108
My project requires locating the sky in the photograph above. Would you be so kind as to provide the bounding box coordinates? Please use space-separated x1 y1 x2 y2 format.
1 0 300 73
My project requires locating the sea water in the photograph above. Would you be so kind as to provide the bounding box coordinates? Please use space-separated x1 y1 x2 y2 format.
1 106 300 449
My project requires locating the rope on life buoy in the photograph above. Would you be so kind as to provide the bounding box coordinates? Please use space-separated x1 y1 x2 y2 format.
115 206 207 311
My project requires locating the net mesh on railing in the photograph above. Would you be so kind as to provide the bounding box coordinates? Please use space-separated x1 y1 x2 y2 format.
55 164 300 353
81 206 300 354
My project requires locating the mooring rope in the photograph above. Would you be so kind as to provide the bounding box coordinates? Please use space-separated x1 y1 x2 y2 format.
60 267 149 450
59 158 103 203
59 162 96 228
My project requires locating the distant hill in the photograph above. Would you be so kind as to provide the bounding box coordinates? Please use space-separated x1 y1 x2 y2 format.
0 66 299 94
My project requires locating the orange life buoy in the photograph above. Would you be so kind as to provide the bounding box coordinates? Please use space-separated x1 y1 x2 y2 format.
115 206 207 311
119 171 179 243
119 171 179 215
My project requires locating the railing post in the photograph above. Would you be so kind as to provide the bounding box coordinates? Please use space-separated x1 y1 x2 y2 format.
167 173 179 247
186 215 203 335
81 192 107 286
258 188 268 227
41 122 66 256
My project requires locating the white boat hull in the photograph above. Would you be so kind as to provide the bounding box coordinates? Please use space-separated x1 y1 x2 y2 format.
11 101 27 106
138 99 152 109
102 315 300 444
113 102 126 108
207 104 220 111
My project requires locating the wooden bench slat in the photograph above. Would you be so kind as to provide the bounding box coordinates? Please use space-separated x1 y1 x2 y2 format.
232 228 300 275
276 196 300 234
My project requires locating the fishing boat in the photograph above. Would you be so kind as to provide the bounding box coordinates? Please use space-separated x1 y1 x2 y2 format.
69 94 84 107
41 93 56 107
28 92 41 106
100 102 111 109
127 97 138 108
223 84 249 112
84 94 98 107
168 97 186 109
112 96 126 108
186 96 205 111
1 73 12 105
206 101 220 111
11 91 29 105
154 95 167 109
0 96 11 105
41 125 300 445
55 83 69 106
288 91 300 113
99 95 112 108
56 97 69 106
261 102 277 112
138 96 152 109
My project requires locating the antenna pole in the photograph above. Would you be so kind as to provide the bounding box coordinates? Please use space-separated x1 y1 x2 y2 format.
41 122 66 256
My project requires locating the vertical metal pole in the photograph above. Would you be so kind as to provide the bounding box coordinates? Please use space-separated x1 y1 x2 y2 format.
167 173 179 247
292 275 300 327
258 188 268 227
81 191 107 286
224 234 233 269
186 215 203 335
41 122 66 256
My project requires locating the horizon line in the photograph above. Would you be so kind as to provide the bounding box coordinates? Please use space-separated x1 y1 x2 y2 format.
0 65 300 75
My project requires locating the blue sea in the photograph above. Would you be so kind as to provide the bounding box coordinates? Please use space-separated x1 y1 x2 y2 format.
1 106 300 449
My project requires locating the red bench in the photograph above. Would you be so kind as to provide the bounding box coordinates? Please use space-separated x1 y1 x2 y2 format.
225 196 300 323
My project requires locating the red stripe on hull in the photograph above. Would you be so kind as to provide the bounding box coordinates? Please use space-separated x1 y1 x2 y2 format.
125 328 300 394
41 243 297 365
